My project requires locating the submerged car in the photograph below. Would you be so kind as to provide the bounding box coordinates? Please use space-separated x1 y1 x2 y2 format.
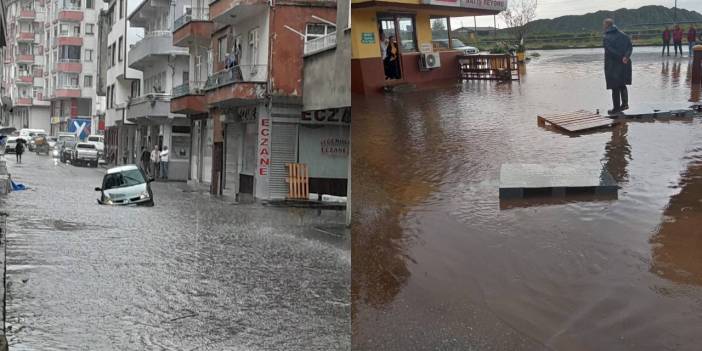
95 165 154 206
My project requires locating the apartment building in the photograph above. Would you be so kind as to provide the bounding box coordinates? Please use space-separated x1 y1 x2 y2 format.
2 0 50 131
127 0 189 180
172 0 337 200
45 0 102 135
0 0 9 125
101 0 143 164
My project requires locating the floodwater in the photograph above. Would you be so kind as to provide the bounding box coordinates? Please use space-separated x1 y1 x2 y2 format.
352 47 702 350
0 154 350 350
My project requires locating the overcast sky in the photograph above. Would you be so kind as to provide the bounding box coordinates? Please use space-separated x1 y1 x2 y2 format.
456 0 702 28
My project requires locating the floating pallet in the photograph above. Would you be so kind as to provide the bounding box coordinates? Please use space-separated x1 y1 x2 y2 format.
286 163 309 200
499 163 618 199
537 110 614 133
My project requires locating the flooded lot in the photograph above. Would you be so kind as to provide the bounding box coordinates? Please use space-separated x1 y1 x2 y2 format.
352 47 702 350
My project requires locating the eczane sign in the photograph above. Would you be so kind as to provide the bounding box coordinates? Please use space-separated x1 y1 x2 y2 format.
422 0 507 11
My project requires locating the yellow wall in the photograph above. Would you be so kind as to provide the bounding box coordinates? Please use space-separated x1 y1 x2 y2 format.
351 8 435 59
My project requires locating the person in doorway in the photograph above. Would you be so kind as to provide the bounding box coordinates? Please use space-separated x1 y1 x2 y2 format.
662 26 671 56
140 147 151 175
688 25 697 56
15 139 24 163
386 35 401 80
379 30 389 79
603 18 632 115
150 145 160 179
673 24 684 57
159 145 169 180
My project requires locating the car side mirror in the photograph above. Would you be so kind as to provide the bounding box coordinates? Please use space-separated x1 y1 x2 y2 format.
94 187 102 191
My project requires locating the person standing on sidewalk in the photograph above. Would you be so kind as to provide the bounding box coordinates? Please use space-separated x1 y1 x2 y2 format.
662 26 671 56
150 145 160 180
688 25 697 56
159 146 169 180
140 147 151 176
673 24 684 57
603 18 632 115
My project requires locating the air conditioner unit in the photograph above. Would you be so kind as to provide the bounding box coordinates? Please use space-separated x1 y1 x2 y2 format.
420 52 441 70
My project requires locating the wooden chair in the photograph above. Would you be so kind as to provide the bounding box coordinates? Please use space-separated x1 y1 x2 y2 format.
286 163 309 200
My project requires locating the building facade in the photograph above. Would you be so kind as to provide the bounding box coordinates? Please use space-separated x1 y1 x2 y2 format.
351 0 507 94
127 0 190 180
45 0 103 135
2 0 50 131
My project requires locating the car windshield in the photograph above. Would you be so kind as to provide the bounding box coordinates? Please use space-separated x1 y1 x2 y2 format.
451 38 467 47
88 137 101 142
77 144 95 149
103 169 145 190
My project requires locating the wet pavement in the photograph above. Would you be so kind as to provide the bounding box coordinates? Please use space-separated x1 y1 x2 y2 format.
0 153 350 350
352 47 702 350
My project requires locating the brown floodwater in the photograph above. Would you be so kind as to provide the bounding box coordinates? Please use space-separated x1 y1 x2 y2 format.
351 47 702 350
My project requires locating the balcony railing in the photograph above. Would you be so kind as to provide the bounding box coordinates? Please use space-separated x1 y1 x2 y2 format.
57 58 81 63
174 8 209 30
130 93 171 105
172 81 207 98
304 33 336 56
56 85 80 89
204 64 267 90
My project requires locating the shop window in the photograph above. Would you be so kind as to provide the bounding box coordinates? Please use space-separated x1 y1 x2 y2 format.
84 75 92 88
430 17 450 50
397 16 417 52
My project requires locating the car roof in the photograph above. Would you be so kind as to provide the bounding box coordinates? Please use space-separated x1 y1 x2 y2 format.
106 164 139 174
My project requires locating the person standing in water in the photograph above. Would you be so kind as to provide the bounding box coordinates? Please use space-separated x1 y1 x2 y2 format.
603 18 633 115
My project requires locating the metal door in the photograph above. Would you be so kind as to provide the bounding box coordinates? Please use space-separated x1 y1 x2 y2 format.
269 122 298 199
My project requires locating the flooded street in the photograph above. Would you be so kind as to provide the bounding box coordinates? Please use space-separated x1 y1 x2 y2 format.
352 47 702 350
0 154 350 350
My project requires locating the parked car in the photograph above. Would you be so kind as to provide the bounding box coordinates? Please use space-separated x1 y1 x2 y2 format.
95 165 154 206
59 140 77 163
71 142 99 167
57 133 77 143
46 136 58 149
86 134 105 160
5 136 17 153
431 38 479 55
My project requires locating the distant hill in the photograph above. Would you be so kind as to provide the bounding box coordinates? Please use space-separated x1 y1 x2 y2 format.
527 5 702 34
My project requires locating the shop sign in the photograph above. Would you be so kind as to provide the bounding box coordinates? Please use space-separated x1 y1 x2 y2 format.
238 106 257 123
361 32 376 44
258 117 270 176
321 138 349 156
301 107 351 125
422 0 507 11
51 116 60 124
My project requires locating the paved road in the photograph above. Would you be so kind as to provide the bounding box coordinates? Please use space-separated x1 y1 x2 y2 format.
0 153 350 350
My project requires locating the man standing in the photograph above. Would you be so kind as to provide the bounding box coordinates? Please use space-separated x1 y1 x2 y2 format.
150 145 160 179
673 24 684 57
140 147 151 176
603 18 632 115
662 26 671 56
688 25 697 56
159 145 169 180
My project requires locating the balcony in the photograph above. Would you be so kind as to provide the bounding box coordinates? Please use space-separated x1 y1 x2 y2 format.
16 97 33 106
57 8 84 22
17 75 33 84
33 68 43 77
128 31 188 70
127 93 173 122
173 8 213 47
19 9 36 20
204 65 267 106
304 33 336 56
54 36 83 47
171 81 208 114
17 54 34 63
209 0 267 24
52 87 81 99
55 59 82 73
17 32 35 42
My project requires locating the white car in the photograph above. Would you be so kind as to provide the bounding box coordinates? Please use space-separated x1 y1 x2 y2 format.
432 38 479 55
95 165 154 206
4 136 18 153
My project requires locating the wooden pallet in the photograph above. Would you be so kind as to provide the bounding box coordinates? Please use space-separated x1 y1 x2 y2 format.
286 163 309 200
537 110 614 133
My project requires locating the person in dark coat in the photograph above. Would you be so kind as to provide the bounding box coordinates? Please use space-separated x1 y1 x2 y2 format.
15 138 25 163
688 25 697 56
385 36 401 80
662 26 671 56
673 24 684 57
603 19 632 115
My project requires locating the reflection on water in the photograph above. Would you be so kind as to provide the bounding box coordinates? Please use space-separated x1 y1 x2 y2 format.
352 47 702 350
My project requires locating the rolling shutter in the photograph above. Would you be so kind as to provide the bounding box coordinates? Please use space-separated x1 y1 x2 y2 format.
269 122 298 199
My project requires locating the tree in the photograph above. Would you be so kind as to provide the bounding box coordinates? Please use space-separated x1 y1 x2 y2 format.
501 0 538 49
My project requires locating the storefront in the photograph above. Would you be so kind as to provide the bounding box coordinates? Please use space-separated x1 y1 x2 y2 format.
351 0 507 94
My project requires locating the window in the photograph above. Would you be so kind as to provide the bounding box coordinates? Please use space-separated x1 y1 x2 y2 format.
430 17 450 50
217 36 227 63
111 43 115 66
119 0 123 19
118 37 123 62
59 23 69 36
85 24 94 35
84 75 92 87
72 24 80 36
57 72 79 88
305 23 335 42
86 0 93 9
106 85 111 107
397 16 417 52
84 49 93 62
107 45 112 67
59 45 81 61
